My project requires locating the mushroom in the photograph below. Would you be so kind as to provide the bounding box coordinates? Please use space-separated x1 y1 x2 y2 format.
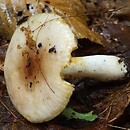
63 55 127 81
4 13 128 123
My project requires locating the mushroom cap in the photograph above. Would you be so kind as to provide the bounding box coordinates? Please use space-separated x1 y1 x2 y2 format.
4 13 77 123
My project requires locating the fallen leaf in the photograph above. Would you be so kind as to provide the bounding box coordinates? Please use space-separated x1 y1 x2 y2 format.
0 0 105 45
45 0 105 45
62 107 98 121
95 84 130 123
0 44 8 72
11 123 17 130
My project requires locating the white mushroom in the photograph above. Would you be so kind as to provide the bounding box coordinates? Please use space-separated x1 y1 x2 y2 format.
4 13 128 123
63 55 127 81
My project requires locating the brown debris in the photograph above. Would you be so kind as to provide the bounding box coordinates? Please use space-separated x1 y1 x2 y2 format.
0 0 130 130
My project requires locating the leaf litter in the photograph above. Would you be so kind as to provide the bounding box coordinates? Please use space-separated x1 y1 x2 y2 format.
0 0 130 130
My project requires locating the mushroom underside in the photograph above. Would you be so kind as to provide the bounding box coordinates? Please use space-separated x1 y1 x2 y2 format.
4 13 128 123
4 13 76 123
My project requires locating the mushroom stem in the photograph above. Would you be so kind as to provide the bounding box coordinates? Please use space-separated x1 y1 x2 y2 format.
63 55 128 81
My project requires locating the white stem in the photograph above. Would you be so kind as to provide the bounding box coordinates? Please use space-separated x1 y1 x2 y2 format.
63 55 128 81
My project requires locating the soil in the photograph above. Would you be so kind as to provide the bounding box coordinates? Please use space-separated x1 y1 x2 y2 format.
0 0 130 130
